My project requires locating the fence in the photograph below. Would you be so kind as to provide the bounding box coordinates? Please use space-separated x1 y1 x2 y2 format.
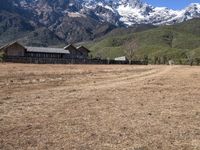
148 57 200 65
4 56 147 65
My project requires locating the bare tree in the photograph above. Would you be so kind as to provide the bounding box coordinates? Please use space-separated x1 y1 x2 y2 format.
123 38 138 64
96 51 103 60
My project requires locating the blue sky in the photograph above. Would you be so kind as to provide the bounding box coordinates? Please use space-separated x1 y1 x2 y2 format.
144 0 200 9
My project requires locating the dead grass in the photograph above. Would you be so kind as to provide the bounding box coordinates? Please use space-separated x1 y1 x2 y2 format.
0 63 200 150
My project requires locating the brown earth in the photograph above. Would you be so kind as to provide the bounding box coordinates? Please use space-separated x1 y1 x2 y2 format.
0 63 200 150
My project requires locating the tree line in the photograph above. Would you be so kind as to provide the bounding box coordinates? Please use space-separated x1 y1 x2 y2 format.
123 38 200 66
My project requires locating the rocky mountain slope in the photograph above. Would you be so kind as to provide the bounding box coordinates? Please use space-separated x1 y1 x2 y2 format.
0 0 200 46
17 0 200 26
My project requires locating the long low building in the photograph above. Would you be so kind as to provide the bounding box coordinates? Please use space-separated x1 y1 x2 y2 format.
0 42 90 59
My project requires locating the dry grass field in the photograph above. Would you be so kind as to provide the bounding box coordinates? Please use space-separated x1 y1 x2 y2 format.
0 63 200 150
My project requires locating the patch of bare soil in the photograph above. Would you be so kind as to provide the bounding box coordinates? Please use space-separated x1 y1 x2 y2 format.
0 63 200 150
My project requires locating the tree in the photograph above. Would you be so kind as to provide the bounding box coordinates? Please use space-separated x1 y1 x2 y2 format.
123 38 138 64
186 51 195 66
162 56 168 64
154 56 159 64
0 52 5 62
143 55 149 65
89 54 93 59
96 52 103 60
195 58 200 65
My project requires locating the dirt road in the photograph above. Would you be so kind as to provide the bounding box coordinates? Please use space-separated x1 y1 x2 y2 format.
0 64 199 150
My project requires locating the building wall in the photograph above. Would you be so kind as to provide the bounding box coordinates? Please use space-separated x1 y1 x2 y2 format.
25 51 86 59
78 48 89 58
25 52 60 58
3 43 88 59
5 43 25 57
67 47 82 59
25 52 71 59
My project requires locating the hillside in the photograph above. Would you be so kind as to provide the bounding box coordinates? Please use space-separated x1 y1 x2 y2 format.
87 19 200 63
0 11 35 45
17 27 65 47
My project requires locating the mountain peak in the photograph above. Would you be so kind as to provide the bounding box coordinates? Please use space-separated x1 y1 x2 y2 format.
120 0 143 6
7 0 200 26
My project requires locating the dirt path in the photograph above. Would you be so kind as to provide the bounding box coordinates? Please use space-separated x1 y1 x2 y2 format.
0 64 199 150
87 66 175 89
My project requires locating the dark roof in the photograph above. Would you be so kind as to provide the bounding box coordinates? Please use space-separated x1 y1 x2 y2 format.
0 42 75 54
77 46 90 52
26 47 70 54
64 44 77 50
0 41 26 51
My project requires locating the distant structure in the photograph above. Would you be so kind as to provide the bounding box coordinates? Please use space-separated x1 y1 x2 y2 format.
77 46 90 58
0 42 26 57
0 42 146 65
25 46 70 58
114 56 128 61
0 42 90 59
64 44 82 59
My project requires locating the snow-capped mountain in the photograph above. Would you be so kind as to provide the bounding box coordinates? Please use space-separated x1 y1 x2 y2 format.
115 1 200 25
80 0 200 26
12 0 200 26
0 0 200 45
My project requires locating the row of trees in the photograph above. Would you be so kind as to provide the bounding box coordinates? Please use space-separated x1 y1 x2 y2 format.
123 38 200 65
150 56 200 65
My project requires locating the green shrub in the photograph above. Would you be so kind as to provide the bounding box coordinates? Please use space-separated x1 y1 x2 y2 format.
0 52 5 62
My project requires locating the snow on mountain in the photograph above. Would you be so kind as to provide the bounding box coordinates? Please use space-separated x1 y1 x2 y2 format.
80 0 200 26
95 0 200 26
10 0 200 26
1 0 200 45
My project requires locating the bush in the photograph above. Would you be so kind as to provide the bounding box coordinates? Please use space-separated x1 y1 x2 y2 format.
195 58 200 65
0 52 5 62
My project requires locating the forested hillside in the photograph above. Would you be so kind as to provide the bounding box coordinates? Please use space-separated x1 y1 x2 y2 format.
87 19 200 64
